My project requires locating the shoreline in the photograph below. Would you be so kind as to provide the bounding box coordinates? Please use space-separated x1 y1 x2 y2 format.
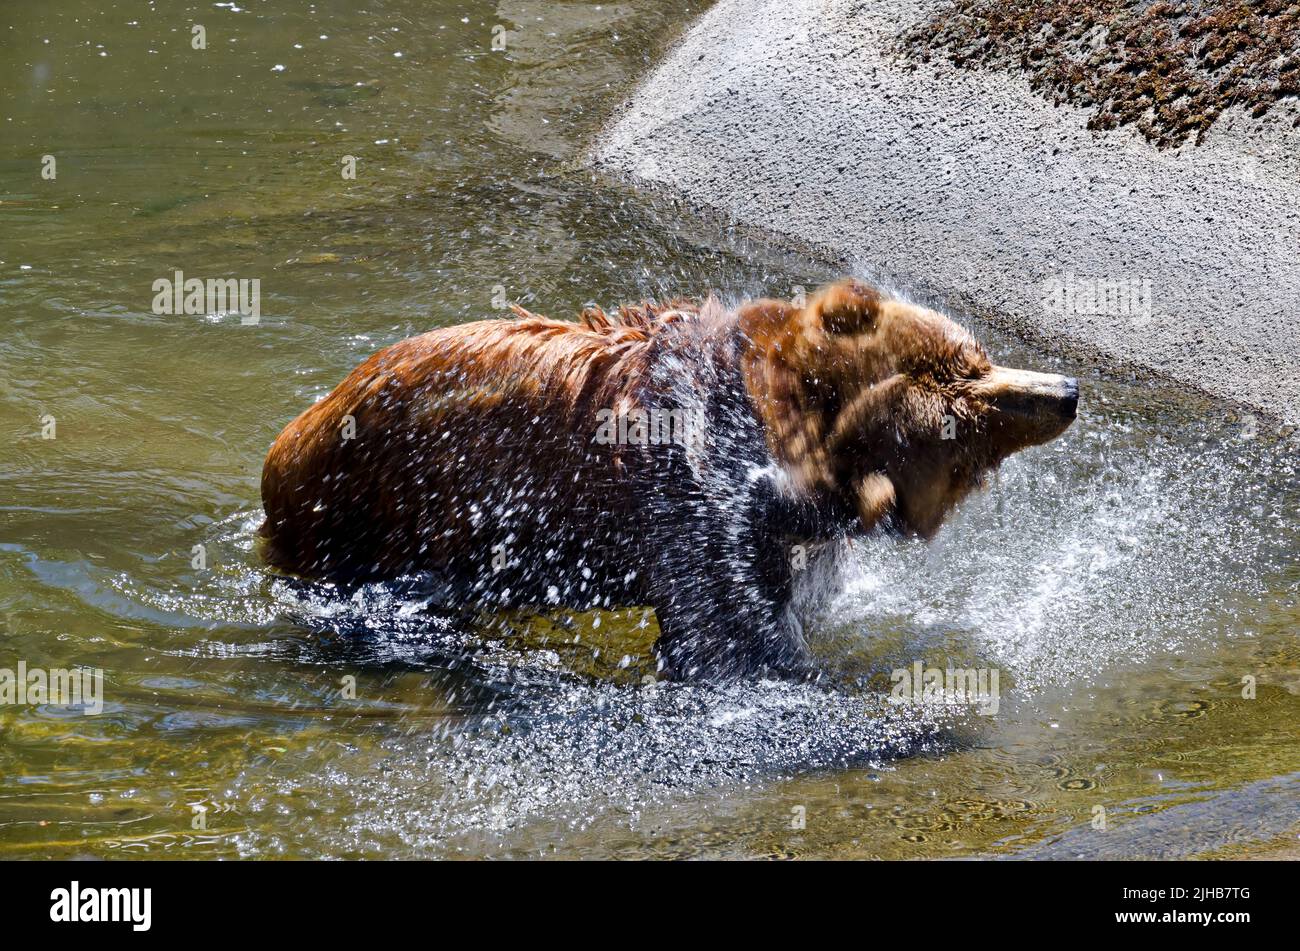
589 0 1300 424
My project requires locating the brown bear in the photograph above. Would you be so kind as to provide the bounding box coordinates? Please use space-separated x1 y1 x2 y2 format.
260 279 1077 679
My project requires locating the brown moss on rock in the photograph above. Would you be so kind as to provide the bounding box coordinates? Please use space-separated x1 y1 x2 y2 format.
897 0 1300 148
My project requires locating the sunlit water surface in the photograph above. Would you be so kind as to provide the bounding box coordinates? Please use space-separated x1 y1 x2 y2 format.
1 0 1297 859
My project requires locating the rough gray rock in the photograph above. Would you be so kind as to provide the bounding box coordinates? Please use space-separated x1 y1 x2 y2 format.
590 0 1300 423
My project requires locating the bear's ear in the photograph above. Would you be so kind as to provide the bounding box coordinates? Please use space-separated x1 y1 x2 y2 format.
807 279 882 335
737 298 801 349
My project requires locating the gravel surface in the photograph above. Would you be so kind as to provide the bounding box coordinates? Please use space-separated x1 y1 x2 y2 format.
899 0 1300 149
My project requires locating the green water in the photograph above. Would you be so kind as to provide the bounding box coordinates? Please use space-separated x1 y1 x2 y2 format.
1 0 1297 859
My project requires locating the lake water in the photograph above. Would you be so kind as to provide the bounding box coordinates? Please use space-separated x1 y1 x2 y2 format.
1 0 1297 859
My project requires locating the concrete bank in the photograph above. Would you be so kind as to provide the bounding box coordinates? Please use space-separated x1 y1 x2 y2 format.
590 0 1300 424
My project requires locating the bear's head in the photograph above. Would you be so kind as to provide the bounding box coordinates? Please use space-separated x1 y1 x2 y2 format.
740 279 1078 539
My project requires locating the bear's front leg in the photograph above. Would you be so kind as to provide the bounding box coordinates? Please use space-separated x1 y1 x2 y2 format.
651 584 812 681
642 490 814 681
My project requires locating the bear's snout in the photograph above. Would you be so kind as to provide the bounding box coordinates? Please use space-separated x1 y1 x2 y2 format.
976 367 1080 451
1061 377 1080 420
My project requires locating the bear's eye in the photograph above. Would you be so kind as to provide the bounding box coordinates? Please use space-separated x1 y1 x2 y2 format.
909 341 990 387
952 350 992 385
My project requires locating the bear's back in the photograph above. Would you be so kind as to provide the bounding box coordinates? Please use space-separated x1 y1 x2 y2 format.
259 316 665 582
